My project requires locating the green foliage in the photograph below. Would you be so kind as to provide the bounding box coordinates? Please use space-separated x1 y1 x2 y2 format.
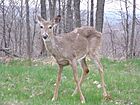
0 58 140 105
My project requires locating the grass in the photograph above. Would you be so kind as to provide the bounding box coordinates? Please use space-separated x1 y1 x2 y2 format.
0 58 140 105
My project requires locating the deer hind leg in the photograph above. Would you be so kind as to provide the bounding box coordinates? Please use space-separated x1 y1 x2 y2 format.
72 58 89 96
52 64 63 101
89 52 111 100
70 59 85 103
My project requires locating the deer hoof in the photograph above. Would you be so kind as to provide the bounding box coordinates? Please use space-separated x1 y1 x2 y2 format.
103 93 112 100
80 96 86 104
81 99 85 104
51 97 56 101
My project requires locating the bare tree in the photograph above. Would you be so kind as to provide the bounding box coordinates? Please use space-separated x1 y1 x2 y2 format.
31 0 39 55
125 0 129 58
65 0 73 32
6 0 14 48
74 0 81 27
90 0 94 26
58 0 61 15
58 0 62 33
0 0 139 59
1 0 7 49
48 0 57 19
119 0 130 58
61 0 66 32
41 0 47 20
95 0 105 32
25 0 31 61
130 0 136 58
106 18 116 58
19 0 23 55
87 0 89 26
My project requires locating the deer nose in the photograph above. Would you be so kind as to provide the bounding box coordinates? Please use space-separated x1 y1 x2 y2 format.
43 35 48 39
42 33 48 39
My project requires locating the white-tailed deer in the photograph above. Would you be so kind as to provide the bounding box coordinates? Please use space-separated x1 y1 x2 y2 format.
37 15 110 103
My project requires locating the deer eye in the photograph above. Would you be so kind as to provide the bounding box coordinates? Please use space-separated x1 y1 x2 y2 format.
48 25 52 29
40 26 44 28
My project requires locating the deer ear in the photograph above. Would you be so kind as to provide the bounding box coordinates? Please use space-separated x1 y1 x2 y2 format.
37 15 46 24
54 15 61 24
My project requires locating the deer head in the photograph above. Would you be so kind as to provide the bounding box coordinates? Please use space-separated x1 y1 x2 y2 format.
37 15 61 40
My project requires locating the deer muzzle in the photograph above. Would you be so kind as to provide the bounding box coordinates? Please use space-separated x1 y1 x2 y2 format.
42 33 48 39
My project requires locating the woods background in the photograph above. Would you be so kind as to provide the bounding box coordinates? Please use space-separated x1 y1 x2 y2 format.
0 0 139 60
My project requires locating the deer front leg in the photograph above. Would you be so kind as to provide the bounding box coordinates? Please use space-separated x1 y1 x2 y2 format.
93 54 111 100
72 58 89 96
52 64 63 101
71 59 85 103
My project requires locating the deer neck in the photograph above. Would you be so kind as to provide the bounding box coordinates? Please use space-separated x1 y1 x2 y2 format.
43 35 58 53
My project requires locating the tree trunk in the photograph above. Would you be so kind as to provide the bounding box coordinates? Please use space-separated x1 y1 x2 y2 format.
48 0 56 20
62 0 66 33
14 24 18 53
74 0 81 27
90 0 94 26
2 0 7 49
95 0 105 32
125 0 129 59
106 18 116 58
58 0 61 15
41 0 47 20
31 0 38 55
65 0 73 32
58 0 62 34
25 0 31 62
19 0 23 55
7 26 11 48
130 0 136 58
87 0 89 26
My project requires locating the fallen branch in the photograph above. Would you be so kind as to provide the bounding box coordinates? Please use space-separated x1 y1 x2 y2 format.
0 48 20 57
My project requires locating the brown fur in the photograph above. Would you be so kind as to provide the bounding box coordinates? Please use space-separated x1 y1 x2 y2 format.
37 15 110 103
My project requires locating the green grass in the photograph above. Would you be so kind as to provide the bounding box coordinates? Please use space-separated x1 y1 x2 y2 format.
0 58 140 105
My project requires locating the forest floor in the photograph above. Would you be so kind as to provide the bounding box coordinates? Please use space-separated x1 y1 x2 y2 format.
0 58 140 105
